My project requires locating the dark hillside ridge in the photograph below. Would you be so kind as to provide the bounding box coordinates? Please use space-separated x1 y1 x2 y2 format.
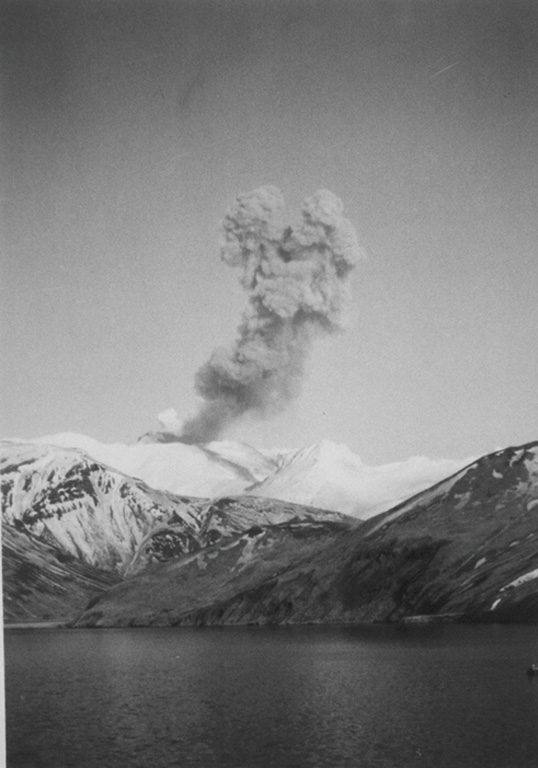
75 520 351 628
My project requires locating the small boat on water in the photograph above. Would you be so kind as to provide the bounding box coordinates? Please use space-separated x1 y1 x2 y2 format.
526 664 538 676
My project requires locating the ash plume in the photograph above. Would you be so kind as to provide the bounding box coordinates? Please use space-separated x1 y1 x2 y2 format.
178 186 364 444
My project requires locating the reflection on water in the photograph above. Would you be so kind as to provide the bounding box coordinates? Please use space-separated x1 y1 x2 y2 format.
5 624 538 767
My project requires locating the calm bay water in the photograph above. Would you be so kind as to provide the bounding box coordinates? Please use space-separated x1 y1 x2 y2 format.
5 624 538 767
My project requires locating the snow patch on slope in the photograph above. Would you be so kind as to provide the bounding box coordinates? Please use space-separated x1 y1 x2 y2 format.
501 568 538 592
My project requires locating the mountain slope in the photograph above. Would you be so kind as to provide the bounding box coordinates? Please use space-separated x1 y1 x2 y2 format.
2 524 120 624
74 441 538 627
74 520 350 628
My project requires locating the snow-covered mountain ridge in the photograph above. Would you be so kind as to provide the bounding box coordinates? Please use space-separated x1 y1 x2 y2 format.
19 432 470 519
23 433 277 498
1 439 349 578
1 441 204 573
248 439 472 518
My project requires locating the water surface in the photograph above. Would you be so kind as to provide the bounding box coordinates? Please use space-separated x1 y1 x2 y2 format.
5 624 538 767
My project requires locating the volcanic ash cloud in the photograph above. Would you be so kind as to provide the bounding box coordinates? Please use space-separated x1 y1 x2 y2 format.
178 185 364 444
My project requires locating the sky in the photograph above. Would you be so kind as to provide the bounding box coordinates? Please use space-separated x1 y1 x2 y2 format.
2 0 538 463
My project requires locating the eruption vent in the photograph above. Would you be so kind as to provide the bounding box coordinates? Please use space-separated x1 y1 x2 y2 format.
178 186 363 444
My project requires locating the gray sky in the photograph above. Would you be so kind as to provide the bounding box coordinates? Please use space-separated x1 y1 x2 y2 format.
2 0 538 463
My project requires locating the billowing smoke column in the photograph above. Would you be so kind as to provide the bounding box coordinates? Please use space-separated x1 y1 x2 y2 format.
178 186 363 444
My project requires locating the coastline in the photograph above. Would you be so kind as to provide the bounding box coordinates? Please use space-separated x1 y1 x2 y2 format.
3 621 68 630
